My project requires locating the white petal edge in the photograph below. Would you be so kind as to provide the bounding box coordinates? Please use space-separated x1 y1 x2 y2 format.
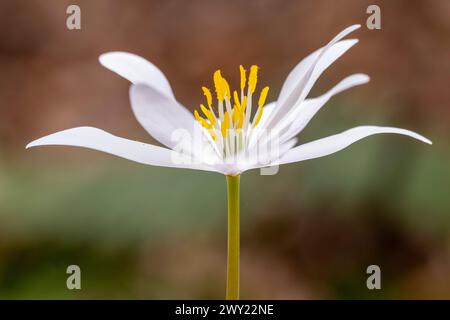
251 73 370 154
253 72 368 153
268 39 359 131
276 126 432 166
278 24 362 103
279 73 370 143
99 52 175 101
265 24 361 131
26 127 219 173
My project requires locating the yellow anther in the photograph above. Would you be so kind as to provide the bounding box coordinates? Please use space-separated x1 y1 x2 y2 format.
248 65 258 94
232 107 238 123
194 110 212 129
222 76 231 99
232 106 244 125
201 86 212 107
237 112 245 129
233 91 241 111
239 65 246 91
208 128 217 141
200 104 209 115
258 86 269 107
194 109 202 122
241 95 248 112
253 106 264 127
196 65 268 142
213 70 225 102
221 112 230 138
203 120 213 129
200 104 216 125
237 118 244 129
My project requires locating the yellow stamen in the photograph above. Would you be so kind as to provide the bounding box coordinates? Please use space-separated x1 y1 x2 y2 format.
208 128 217 141
202 86 212 107
239 65 246 91
222 76 231 100
196 65 268 144
194 109 201 122
232 107 238 123
236 111 244 129
200 104 216 125
233 90 241 110
258 86 269 107
253 106 264 127
248 65 258 94
231 101 244 129
241 95 248 112
194 110 212 129
213 70 225 102
221 112 230 137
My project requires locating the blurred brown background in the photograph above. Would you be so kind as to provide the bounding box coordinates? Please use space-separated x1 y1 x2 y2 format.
0 0 449 299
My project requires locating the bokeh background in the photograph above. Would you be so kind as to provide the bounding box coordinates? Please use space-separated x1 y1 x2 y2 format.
0 0 449 299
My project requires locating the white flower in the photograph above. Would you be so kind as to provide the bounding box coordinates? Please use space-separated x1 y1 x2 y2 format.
26 24 431 175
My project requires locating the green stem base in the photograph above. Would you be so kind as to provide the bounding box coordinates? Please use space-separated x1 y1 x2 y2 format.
226 175 240 300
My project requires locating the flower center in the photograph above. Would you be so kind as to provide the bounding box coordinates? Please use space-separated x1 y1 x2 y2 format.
194 65 269 158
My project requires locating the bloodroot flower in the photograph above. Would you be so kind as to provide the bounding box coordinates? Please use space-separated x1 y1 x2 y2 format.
27 24 431 299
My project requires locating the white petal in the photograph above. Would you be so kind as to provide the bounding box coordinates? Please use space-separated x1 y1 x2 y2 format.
278 126 432 165
129 83 193 146
243 137 298 173
247 101 276 148
276 41 356 109
26 127 218 172
99 52 175 101
266 24 361 131
129 84 213 160
270 40 359 131
279 74 370 142
254 102 276 130
278 25 361 106
276 47 321 108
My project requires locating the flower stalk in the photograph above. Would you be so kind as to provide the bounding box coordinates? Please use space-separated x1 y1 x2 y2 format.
226 174 240 300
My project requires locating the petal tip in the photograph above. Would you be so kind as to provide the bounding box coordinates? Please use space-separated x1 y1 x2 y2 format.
25 141 37 149
98 51 130 66
98 52 109 63
410 131 432 145
348 24 361 31
98 52 115 66
352 73 370 83
402 130 432 145
361 74 370 83
345 24 362 34
346 38 360 46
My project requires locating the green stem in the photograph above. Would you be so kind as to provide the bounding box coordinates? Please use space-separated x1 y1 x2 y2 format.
226 174 240 300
